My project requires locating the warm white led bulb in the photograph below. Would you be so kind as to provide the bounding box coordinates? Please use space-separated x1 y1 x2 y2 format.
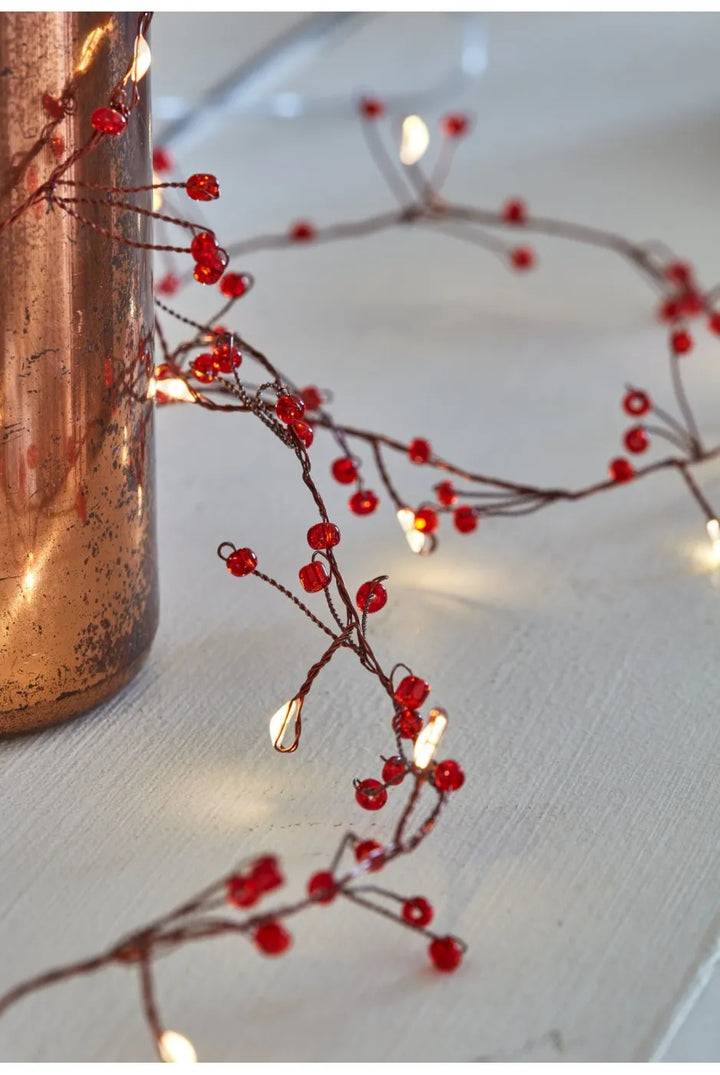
269 697 303 752
399 115 430 166
397 507 429 553
413 708 448 770
152 171 163 212
396 507 415 533
148 371 196 404
707 518 720 562
158 1030 197 1064
131 35 152 82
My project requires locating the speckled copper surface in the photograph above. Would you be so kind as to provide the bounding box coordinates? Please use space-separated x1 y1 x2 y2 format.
0 13 158 733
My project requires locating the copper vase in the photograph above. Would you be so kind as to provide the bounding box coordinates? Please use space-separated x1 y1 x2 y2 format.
0 13 158 733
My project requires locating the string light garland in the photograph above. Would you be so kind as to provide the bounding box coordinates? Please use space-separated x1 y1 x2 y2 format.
2 10 719 1061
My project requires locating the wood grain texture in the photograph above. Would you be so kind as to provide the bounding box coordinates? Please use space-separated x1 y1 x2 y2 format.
1 13 719 1062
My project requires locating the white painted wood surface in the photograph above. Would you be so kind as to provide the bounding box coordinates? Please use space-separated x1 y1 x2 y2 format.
2 14 720 1062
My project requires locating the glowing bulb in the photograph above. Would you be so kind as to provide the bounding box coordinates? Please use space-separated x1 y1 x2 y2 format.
269 697 303 753
76 25 109 75
158 1030 197 1064
152 171 163 212
397 507 415 533
137 483 143 516
399 115 430 166
148 370 196 404
130 35 152 82
707 518 720 562
413 708 448 770
396 508 430 554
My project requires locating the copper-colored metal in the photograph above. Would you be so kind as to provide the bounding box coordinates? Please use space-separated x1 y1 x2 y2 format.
0 13 158 733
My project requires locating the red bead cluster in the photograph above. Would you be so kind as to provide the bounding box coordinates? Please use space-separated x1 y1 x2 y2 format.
190 230 229 286
226 855 284 911
657 261 705 324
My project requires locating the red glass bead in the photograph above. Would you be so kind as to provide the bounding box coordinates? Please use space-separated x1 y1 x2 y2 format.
433 759 465 792
190 230 218 265
193 249 228 286
511 246 535 271
408 437 432 464
429 935 463 972
394 675 430 709
42 92 63 120
212 339 242 372
671 329 693 355
356 580 387 613
402 897 434 928
307 522 341 550
453 506 477 534
186 173 220 201
152 146 173 173
349 489 379 516
393 708 423 740
307 870 337 903
219 272 249 298
276 394 305 424
91 107 127 136
226 874 258 909
665 260 693 287
301 385 324 411
226 547 257 577
355 778 388 811
354 839 385 870
622 389 651 416
608 457 634 483
290 221 315 242
332 457 358 484
299 561 330 593
436 481 456 507
291 419 314 448
658 298 680 322
190 353 216 383
381 756 406 786
360 96 384 119
251 855 284 894
254 920 291 956
441 112 469 138
708 312 720 335
414 507 439 534
624 426 649 454
502 198 527 224
156 272 180 296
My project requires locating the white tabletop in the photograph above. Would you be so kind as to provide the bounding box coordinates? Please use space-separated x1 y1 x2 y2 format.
2 13 720 1062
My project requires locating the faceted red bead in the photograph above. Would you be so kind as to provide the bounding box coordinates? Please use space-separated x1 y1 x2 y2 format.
193 249 228 285
608 457 634 483
226 547 258 577
250 855 284 894
622 389 651 416
190 230 218 265
152 146 173 173
299 561 330 593
190 353 216 383
511 246 535 271
402 897 434 928
436 481 456 507
307 870 337 903
156 272 180 296
502 198 527 224
428 935 463 972
354 839 385 870
433 759 465 792
307 522 341 550
394 675 430 709
665 261 693 287
301 385 324 411
360 96 384 119
355 778 388 811
226 874 258 909
42 92 64 120
91 107 127 135
381 756 406 786
212 338 242 372
332 457 358 484
393 708 423 740
291 419 314 448
356 580 387 613
276 394 305 424
671 329 693 355
408 437 432 464
624 426 649 454
219 272 249 298
349 489 379 516
186 173 220 201
708 312 720 335
453 506 477 534
441 112 470 138
290 221 315 242
414 507 439 534
254 920 291 956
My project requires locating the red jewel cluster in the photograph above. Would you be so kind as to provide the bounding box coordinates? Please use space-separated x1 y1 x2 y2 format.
226 856 292 955
190 229 229 286
608 388 655 482
276 391 314 448
190 332 243 382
